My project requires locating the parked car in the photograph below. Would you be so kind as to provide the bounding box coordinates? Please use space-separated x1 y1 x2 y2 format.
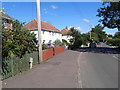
89 42 97 48
47 43 55 48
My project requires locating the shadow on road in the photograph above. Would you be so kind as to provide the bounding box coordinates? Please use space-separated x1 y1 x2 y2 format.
75 47 120 54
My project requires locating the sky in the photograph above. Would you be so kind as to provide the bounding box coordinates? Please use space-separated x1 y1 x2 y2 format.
2 2 118 35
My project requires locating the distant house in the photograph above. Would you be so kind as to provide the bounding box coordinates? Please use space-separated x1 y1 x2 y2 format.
107 37 113 40
61 27 72 43
23 19 62 44
0 9 14 30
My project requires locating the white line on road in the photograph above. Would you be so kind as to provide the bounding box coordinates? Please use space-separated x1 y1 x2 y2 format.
113 56 118 60
77 52 83 88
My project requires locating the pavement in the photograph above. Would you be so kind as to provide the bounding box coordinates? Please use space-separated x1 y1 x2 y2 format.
2 50 80 88
2 43 119 88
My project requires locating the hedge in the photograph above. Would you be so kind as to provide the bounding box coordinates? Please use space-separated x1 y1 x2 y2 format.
2 52 38 80
106 39 120 47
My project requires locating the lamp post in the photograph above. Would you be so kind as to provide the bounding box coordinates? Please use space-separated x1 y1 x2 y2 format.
36 0 42 63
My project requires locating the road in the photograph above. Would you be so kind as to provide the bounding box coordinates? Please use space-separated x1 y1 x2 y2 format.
2 43 119 88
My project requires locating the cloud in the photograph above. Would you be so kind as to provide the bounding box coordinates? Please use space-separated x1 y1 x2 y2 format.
68 26 83 31
83 18 90 23
75 27 83 31
68 26 73 30
43 9 48 14
50 5 58 9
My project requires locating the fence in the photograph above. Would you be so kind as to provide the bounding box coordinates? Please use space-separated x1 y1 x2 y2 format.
2 46 65 80
2 52 38 80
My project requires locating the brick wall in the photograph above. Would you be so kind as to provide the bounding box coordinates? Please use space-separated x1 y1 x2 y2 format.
42 46 65 62
53 46 65 55
42 48 53 62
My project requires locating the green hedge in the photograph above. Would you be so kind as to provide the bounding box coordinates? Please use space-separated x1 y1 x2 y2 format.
106 39 120 47
2 52 38 80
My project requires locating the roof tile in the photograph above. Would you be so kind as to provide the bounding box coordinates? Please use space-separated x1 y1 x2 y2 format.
61 28 69 35
23 19 60 33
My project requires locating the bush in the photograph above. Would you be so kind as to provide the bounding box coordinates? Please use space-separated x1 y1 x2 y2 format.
2 20 38 58
42 44 49 50
62 39 70 46
54 39 64 46
106 39 120 47
2 52 38 80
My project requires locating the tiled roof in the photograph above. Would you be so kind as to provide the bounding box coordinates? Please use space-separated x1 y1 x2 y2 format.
61 28 69 35
0 9 14 21
23 19 61 33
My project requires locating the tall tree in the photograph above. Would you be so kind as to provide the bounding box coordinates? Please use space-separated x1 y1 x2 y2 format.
68 27 82 49
97 2 120 31
91 24 107 42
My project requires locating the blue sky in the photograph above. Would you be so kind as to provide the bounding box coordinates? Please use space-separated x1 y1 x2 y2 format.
2 2 118 35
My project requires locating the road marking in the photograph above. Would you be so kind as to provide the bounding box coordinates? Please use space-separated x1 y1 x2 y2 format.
77 52 83 88
113 56 118 60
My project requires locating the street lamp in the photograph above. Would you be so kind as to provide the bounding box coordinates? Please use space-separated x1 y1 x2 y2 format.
36 0 42 63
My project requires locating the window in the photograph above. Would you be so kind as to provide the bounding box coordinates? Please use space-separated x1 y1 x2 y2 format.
43 40 45 44
49 32 52 35
52 32 54 36
42 31 45 34
49 40 52 44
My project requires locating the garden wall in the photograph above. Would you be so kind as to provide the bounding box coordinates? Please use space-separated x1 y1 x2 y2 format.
53 46 65 55
42 46 65 61
42 48 53 62
2 46 65 80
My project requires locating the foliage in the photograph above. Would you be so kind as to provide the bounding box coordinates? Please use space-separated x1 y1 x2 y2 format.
42 44 49 50
97 2 120 31
2 20 38 58
2 52 38 80
114 32 120 39
106 39 120 47
68 27 82 49
107 34 113 38
81 33 90 45
62 39 70 45
91 32 99 42
54 39 64 46
91 24 107 42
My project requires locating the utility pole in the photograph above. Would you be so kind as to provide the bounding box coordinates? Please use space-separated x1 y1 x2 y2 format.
36 0 42 63
89 25 92 40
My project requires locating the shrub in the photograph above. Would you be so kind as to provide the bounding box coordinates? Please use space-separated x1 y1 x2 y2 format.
42 44 49 50
106 39 120 47
2 20 38 58
54 39 64 46
2 52 38 80
62 39 70 45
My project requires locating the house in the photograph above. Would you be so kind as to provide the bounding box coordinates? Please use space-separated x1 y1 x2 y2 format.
23 19 62 44
0 9 14 30
61 27 72 43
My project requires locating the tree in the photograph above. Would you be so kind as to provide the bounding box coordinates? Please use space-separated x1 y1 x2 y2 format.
91 24 107 42
97 2 120 31
2 20 38 58
68 27 82 49
91 32 99 42
107 34 113 38
114 32 120 39
81 33 90 45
